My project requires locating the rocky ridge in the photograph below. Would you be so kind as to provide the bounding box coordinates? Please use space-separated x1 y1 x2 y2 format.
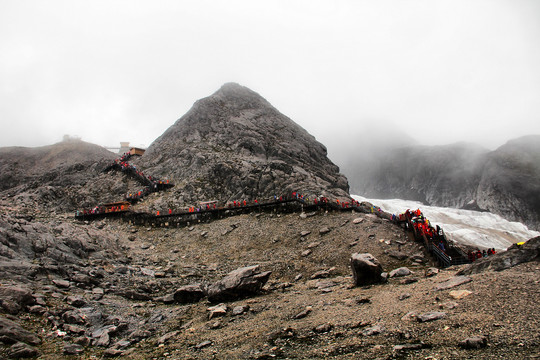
0 140 122 214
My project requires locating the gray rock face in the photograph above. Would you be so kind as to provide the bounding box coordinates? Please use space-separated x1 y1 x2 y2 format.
206 265 272 303
348 142 487 211
458 236 540 275
0 286 35 314
137 83 350 205
173 284 205 304
0 213 122 282
0 315 41 345
350 253 385 286
7 342 40 358
476 136 540 230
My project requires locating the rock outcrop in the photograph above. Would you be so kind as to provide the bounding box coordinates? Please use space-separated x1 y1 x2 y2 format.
0 213 122 282
206 265 271 302
136 83 350 207
457 236 540 275
0 139 120 212
350 253 385 286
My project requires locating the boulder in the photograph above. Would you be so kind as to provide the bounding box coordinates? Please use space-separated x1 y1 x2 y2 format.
319 227 331 235
459 336 488 349
0 316 41 345
293 306 312 320
173 284 205 304
310 270 331 279
53 279 71 288
66 295 86 308
393 343 425 352
208 304 227 319
313 323 333 333
389 267 412 278
362 325 383 336
350 253 384 286
206 265 271 302
64 343 84 355
425 267 439 277
0 286 36 307
7 342 40 358
434 276 472 291
232 305 250 316
449 290 472 300
416 312 446 323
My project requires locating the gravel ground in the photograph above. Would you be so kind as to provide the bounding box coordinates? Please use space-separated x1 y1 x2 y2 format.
1 209 539 359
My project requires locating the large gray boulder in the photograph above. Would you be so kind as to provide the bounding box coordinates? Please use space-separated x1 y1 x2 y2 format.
0 315 41 345
350 253 385 286
206 265 271 303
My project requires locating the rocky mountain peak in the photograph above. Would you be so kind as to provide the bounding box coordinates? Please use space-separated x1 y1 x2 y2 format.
137 83 350 207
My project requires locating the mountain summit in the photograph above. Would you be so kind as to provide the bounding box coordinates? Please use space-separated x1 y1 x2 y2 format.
137 83 349 206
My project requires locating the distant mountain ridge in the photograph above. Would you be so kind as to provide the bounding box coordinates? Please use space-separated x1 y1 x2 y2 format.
0 140 115 192
346 135 540 230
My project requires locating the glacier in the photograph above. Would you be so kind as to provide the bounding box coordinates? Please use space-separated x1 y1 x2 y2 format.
352 195 540 251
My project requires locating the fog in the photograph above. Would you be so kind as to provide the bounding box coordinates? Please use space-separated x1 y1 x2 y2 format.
1 1 539 156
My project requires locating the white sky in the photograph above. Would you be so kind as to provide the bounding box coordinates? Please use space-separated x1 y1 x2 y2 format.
1 0 539 152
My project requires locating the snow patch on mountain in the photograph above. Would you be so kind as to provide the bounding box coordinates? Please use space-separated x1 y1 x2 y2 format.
352 195 540 251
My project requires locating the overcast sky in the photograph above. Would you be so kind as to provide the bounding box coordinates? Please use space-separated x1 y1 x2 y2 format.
1 0 539 154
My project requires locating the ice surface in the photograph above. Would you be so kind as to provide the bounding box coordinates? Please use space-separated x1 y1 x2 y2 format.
352 195 540 250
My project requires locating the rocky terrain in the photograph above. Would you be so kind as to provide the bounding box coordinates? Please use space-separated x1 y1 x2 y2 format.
0 139 124 214
343 136 540 230
1 204 539 359
1 84 539 359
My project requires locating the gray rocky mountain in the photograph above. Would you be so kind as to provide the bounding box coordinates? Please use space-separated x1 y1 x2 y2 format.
0 139 115 192
135 83 350 208
346 136 540 230
476 135 540 229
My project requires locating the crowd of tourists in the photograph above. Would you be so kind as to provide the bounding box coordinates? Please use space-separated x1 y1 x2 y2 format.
75 203 129 217
468 248 496 262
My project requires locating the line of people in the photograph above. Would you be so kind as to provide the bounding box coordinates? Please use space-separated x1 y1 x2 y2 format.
76 203 129 217
402 208 448 250
149 192 362 217
108 153 172 203
468 248 496 262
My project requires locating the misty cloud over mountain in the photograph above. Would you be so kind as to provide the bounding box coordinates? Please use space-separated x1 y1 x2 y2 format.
339 134 540 230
